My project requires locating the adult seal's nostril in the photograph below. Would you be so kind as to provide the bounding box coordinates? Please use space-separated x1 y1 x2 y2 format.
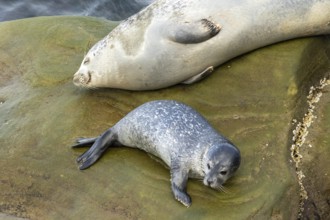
73 71 92 86
72 100 240 207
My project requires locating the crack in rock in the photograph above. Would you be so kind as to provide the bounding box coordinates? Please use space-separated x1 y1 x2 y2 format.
290 75 330 219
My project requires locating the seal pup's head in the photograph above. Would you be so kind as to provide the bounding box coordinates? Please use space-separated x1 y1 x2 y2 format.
202 143 240 190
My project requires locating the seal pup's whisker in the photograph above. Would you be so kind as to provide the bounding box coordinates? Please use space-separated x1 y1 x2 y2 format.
216 185 231 194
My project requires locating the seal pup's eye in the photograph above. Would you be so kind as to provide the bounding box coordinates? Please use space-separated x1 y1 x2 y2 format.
207 163 211 169
220 171 227 175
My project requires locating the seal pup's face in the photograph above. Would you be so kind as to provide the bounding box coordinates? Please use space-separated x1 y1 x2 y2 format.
203 143 240 190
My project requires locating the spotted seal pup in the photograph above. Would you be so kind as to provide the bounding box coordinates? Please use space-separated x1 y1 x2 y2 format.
73 0 330 90
72 100 240 207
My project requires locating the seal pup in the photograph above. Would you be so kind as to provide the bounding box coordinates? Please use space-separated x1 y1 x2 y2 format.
73 0 330 90
72 100 240 207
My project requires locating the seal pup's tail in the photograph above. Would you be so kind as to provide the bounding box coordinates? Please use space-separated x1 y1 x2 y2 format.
72 129 117 170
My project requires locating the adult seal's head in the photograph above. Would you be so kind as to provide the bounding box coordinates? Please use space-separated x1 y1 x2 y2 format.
73 0 330 90
72 100 240 207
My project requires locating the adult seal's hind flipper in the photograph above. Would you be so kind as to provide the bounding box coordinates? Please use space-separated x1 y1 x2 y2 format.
75 129 117 170
168 19 221 44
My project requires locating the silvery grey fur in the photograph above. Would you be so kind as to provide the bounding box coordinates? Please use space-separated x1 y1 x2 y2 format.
72 100 240 207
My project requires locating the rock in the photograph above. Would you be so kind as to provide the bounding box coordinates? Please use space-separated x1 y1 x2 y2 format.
0 16 329 219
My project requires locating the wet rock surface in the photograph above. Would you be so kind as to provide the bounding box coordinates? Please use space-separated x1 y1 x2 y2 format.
0 16 329 219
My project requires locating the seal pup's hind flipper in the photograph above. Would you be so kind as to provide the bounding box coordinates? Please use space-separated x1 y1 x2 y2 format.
169 19 221 44
72 137 98 148
181 66 214 84
75 129 117 170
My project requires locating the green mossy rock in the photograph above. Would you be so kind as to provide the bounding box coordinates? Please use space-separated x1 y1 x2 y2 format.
0 16 329 219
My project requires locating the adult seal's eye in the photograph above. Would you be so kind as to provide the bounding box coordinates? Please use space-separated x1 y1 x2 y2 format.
83 57 90 64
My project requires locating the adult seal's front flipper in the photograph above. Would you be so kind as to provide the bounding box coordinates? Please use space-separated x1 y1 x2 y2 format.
75 129 117 170
168 19 221 44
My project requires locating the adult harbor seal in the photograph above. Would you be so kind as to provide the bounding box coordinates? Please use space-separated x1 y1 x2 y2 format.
72 100 241 207
73 0 330 90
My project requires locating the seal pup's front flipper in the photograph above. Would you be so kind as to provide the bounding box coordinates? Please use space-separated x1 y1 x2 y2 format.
170 161 191 207
169 19 221 44
76 129 117 170
181 66 214 84
72 137 98 148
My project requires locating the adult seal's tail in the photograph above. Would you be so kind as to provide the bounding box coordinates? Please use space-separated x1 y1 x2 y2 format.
72 100 241 207
73 0 330 90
